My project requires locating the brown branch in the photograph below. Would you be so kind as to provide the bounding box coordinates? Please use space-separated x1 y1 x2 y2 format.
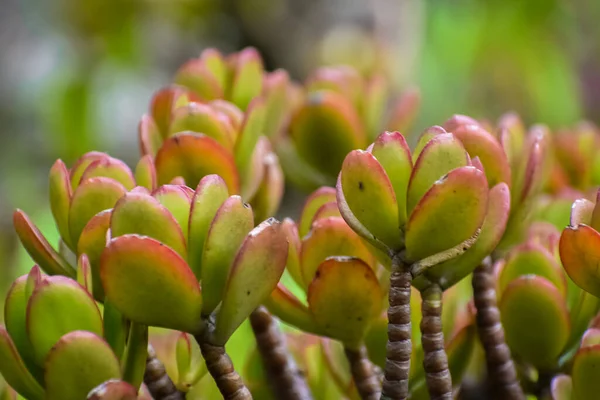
249 306 313 400
198 341 253 400
344 345 381 400
381 254 412 399
472 257 525 400
144 345 185 400
421 284 452 400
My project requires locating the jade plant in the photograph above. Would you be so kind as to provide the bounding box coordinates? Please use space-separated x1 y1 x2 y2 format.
5 44 600 400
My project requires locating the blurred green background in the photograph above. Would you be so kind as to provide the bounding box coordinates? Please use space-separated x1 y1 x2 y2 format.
0 0 599 393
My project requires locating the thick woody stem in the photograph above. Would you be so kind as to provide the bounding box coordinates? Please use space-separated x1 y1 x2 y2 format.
249 306 313 400
198 341 253 400
381 254 412 400
344 345 381 400
421 284 452 400
144 345 185 400
472 257 525 400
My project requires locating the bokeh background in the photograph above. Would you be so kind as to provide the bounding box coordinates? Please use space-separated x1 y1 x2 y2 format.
1 0 599 395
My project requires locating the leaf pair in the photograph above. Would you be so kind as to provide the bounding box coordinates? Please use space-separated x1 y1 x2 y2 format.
266 188 385 350
100 175 289 345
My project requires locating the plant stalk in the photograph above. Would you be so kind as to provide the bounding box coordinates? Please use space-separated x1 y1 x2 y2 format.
144 344 185 400
421 283 452 400
122 322 149 391
381 253 412 400
345 345 381 400
198 340 253 399
249 306 313 400
472 257 525 400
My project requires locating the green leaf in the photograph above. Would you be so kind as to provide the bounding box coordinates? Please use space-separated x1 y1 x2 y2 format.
110 192 186 259
262 69 291 140
570 198 594 227
560 225 600 299
188 175 229 280
134 154 157 191
229 47 264 110
500 275 570 368
79 157 136 191
13 210 75 277
370 131 413 228
420 182 510 290
121 323 148 391
4 275 44 383
87 380 138 400
572 345 600 400
264 284 321 336
169 103 234 150
362 75 389 140
307 257 382 349
290 91 366 179
200 48 228 91
450 124 511 188
405 166 488 262
280 218 304 289
340 150 402 250
149 85 196 137
100 235 203 333
300 217 375 289
69 152 109 190
298 187 337 238
275 137 333 191
407 133 469 215
154 132 239 192
138 114 163 157
213 218 288 344
152 185 192 242
77 210 111 301
498 242 566 296
446 323 476 385
201 196 254 315
235 99 267 198
174 61 223 102
103 300 128 360
68 177 127 247
44 331 121 400
0 325 44 400
249 144 284 222
49 159 73 250
27 276 103 365
77 254 93 295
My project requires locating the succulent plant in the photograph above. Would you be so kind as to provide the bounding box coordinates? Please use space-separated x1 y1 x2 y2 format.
277 65 421 191
264 187 387 399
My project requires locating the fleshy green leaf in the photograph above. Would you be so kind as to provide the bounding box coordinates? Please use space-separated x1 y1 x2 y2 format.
264 284 321 336
174 61 223 102
80 157 136 190
154 132 239 192
100 235 203 333
235 99 266 198
560 225 600 299
262 69 291 140
407 133 469 215
70 152 109 190
201 196 254 315
78 210 111 301
572 345 600 400
188 175 229 280
49 159 73 249
77 254 93 295
134 154 157 191
27 276 103 364
249 147 284 222
13 210 75 277
213 218 288 344
500 276 570 368
152 185 192 241
307 257 382 349
290 91 366 179
149 85 195 137
340 150 402 250
405 166 488 262
110 192 186 259
68 177 127 247
300 217 375 289
570 198 594 227
138 114 163 157
44 331 121 400
298 187 337 238
0 325 44 400
281 218 304 289
550 375 572 400
229 47 264 110
169 103 234 149
369 131 413 227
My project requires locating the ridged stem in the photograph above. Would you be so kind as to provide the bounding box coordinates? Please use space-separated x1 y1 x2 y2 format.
345 345 381 399
249 306 313 400
421 284 452 400
472 257 525 400
144 345 184 400
198 341 253 399
381 254 412 399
